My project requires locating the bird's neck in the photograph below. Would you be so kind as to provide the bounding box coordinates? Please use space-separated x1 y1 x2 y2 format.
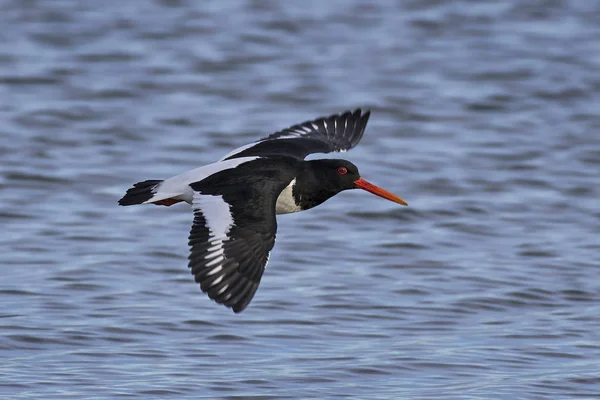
292 163 340 211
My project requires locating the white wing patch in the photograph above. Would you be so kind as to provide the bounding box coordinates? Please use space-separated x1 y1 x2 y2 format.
193 193 235 287
219 143 263 161
220 124 320 160
195 193 233 240
221 135 313 160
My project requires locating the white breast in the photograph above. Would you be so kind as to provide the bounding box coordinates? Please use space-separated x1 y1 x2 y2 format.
276 178 302 215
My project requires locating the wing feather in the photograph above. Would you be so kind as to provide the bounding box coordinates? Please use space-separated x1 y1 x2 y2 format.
221 109 371 160
187 158 296 313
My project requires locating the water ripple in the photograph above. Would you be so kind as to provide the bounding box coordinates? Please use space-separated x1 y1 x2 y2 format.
1 0 600 399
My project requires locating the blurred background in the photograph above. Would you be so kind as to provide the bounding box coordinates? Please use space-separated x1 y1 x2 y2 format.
1 0 599 398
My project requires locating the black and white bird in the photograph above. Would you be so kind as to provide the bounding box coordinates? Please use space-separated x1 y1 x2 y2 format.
119 109 407 313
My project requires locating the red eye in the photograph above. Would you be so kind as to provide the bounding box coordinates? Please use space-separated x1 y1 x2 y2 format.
337 167 348 175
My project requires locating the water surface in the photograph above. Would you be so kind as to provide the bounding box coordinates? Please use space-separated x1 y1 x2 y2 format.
1 1 600 398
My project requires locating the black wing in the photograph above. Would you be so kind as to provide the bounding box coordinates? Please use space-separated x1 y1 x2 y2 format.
221 109 371 161
187 159 296 313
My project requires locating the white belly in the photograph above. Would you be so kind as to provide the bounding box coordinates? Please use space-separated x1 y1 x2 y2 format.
276 179 302 214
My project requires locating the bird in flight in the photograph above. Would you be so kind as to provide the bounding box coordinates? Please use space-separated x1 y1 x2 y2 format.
119 109 407 313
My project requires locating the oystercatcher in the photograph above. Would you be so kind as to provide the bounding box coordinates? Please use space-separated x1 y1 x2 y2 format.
119 109 407 313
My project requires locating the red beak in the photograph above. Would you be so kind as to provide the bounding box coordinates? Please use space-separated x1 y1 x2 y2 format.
354 178 408 206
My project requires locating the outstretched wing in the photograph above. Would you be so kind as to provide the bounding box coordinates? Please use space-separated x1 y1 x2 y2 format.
188 195 273 313
187 159 296 313
221 109 370 161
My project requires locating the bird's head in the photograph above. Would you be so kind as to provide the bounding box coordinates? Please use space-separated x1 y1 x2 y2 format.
307 159 408 206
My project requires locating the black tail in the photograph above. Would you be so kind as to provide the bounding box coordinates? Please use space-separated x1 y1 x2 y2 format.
118 180 162 206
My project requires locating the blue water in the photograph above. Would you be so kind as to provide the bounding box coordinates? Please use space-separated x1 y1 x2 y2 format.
1 1 600 398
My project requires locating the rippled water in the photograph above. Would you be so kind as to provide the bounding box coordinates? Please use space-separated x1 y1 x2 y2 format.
2 0 600 398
